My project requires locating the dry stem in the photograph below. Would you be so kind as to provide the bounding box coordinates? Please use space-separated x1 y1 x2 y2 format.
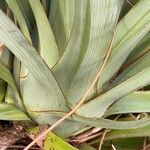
98 129 108 150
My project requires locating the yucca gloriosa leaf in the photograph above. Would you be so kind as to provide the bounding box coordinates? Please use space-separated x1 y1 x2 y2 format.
0 0 150 145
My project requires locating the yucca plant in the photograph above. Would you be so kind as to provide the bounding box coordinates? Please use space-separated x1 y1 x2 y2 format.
0 0 150 149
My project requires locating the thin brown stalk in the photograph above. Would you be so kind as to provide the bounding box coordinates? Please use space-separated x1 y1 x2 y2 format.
78 132 103 144
24 32 115 150
98 114 121 150
145 144 150 150
120 49 150 73
111 143 117 150
142 137 147 150
126 0 134 7
79 129 110 144
98 129 108 150
72 127 101 143
72 115 120 144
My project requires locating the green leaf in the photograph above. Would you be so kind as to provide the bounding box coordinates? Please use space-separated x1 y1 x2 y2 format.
31 110 150 130
2 3 80 137
72 113 150 130
28 111 86 138
106 125 150 140
6 0 31 41
97 0 150 90
0 46 16 104
76 67 150 118
6 0 32 91
0 103 30 120
29 0 59 68
0 10 75 137
5 85 15 104
49 0 75 56
108 41 150 91
44 132 78 150
0 47 13 68
1 0 150 139
53 0 123 107
124 32 150 65
53 0 89 95
41 0 51 16
119 0 139 19
106 33 150 92
105 92 150 117
27 126 78 149
0 10 67 112
101 138 143 150
15 0 35 32
13 57 21 88
0 59 24 109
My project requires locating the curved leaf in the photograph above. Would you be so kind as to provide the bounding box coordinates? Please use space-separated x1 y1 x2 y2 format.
44 132 78 150
15 0 35 32
53 0 89 95
124 32 150 65
53 0 123 107
29 0 59 68
31 111 150 130
49 0 75 56
28 111 86 138
97 0 150 90
105 92 150 117
0 103 30 120
74 115 150 130
108 46 150 91
6 0 31 41
105 125 150 140
76 67 150 117
0 10 67 112
0 60 24 109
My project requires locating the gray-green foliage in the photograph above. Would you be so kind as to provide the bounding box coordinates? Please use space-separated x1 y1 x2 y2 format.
0 0 150 141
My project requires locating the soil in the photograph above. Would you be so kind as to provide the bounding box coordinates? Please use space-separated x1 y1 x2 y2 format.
0 121 41 150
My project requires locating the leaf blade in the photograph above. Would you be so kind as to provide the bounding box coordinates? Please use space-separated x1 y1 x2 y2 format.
98 0 150 90
105 92 150 117
29 0 59 68
76 67 150 117
0 10 67 112
0 103 30 121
